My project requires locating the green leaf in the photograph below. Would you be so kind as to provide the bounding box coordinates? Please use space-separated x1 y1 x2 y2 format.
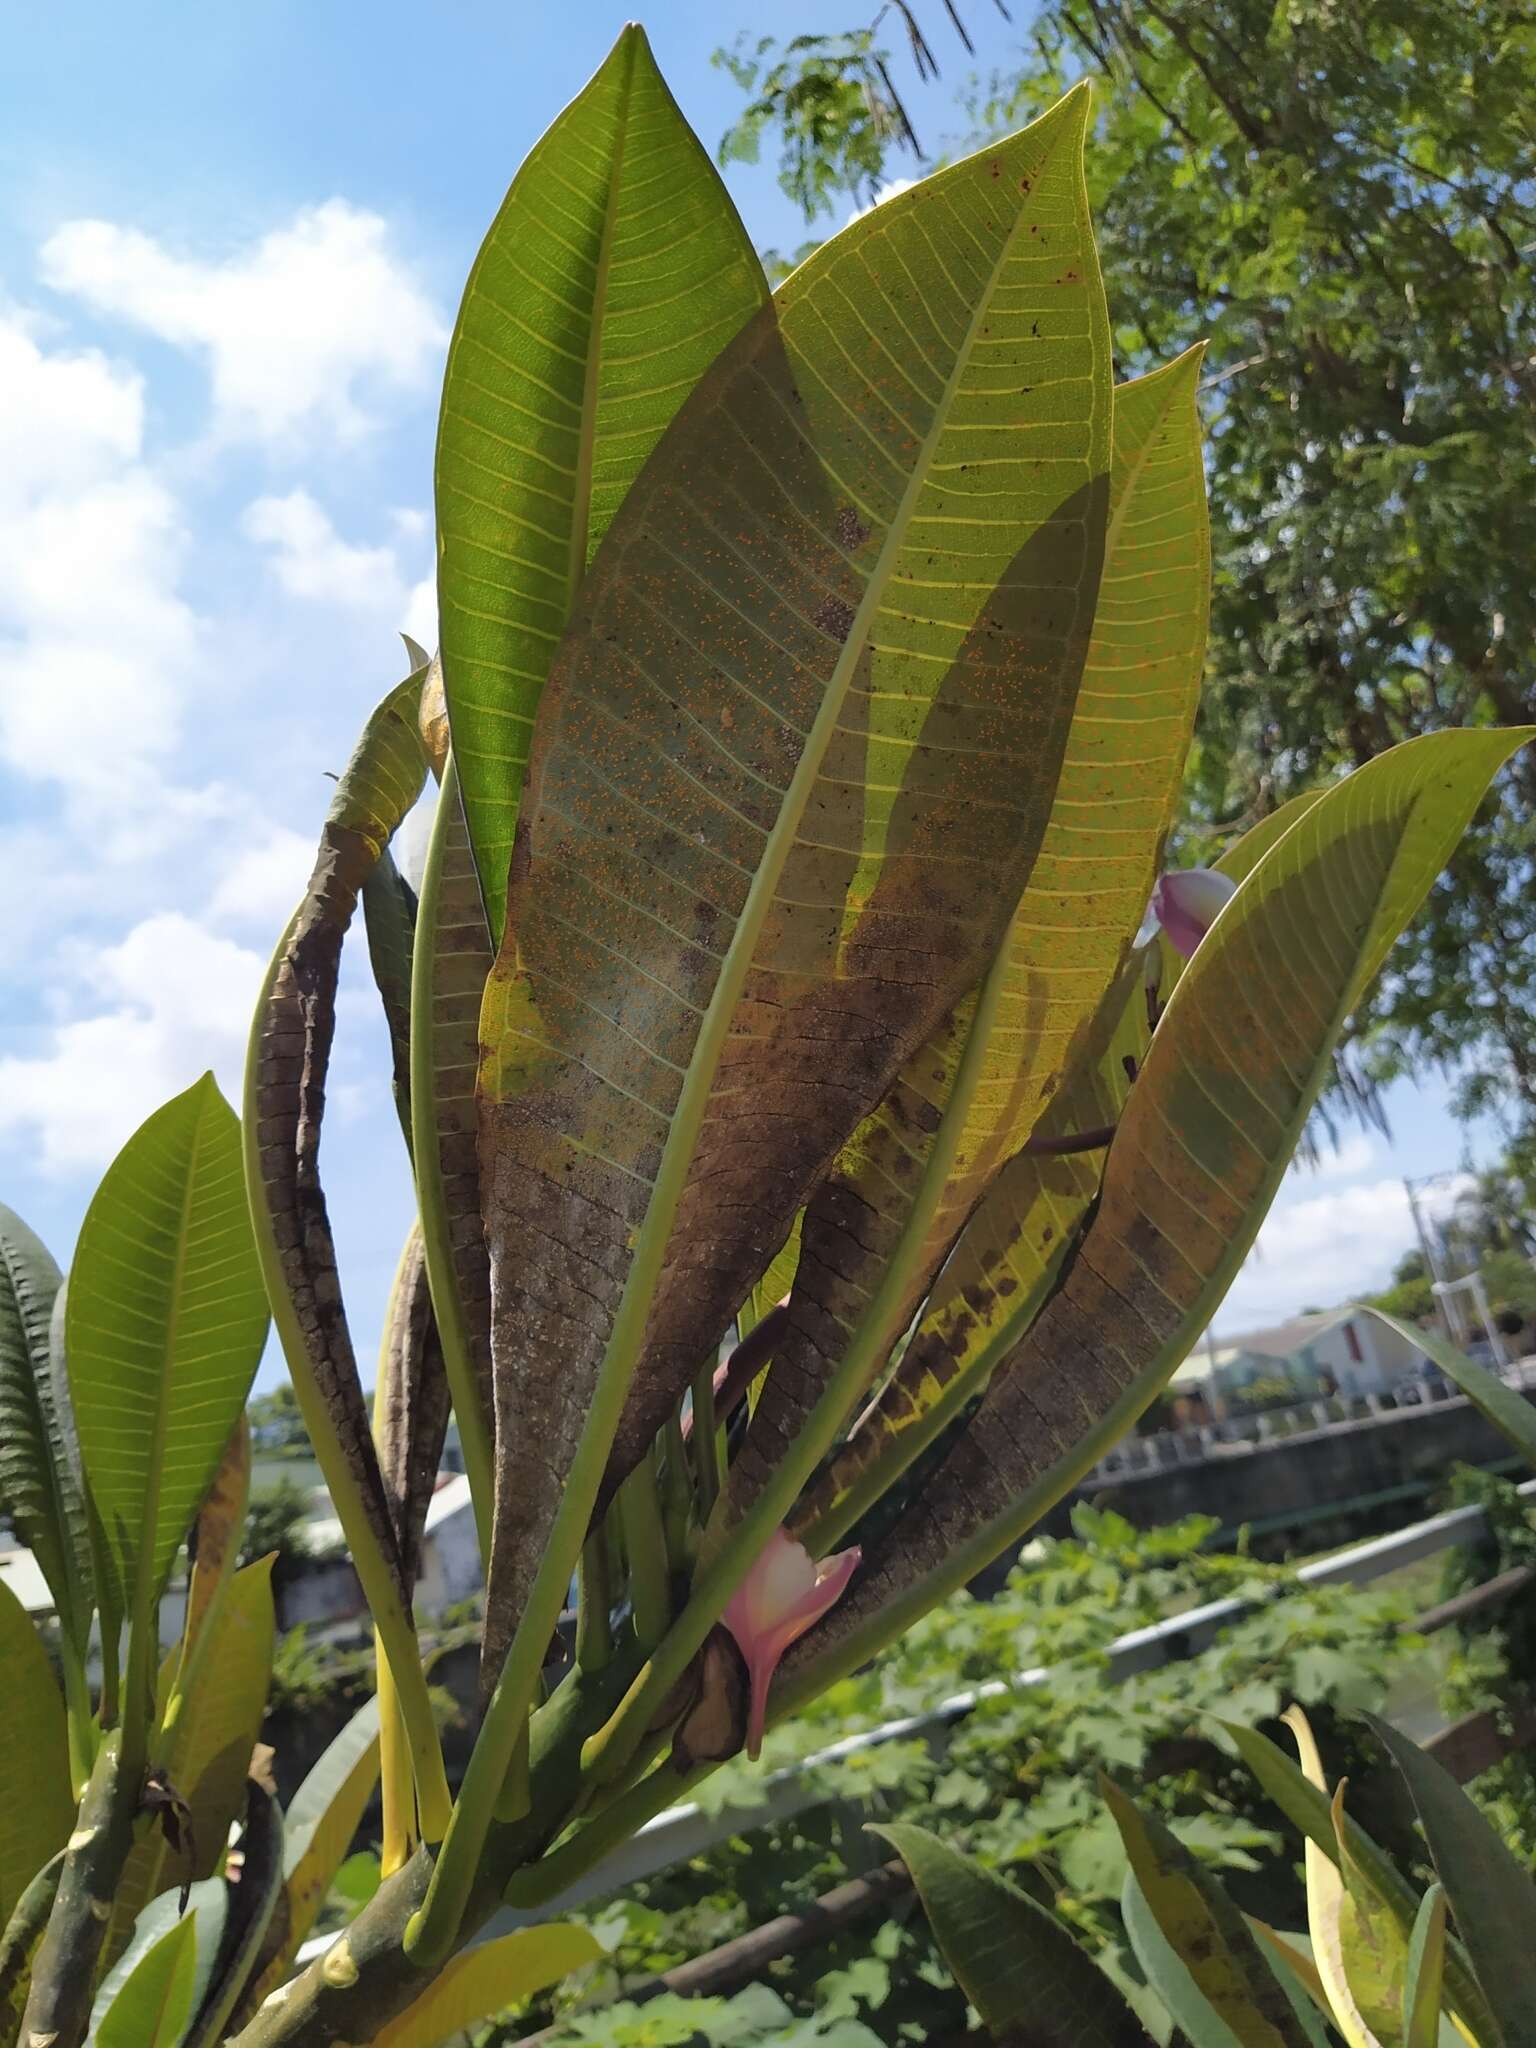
96 1908 198 2048
369 1924 603 2045
361 842 419 1150
439 21 770 939
1101 1778 1312 2047
107 1557 275 1964
1329 1779 1407 2043
1402 1886 1446 2048
408 750 496 1550
1363 1708 1536 2046
872 1821 1151 2045
795 726 1531 1682
244 1695 381 2007
741 348 1207 1540
1375 1310 1536 1468
0 1202 93 1653
1122 1872 1244 2048
67 1074 268 1645
0 1577 72 1925
476 84 1114 1689
1217 1719 1494 2046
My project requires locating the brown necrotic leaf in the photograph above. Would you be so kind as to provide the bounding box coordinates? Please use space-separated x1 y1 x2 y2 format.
477 91 1113 1676
780 727 1531 1691
374 1224 452 1597
248 663 430 1607
723 350 1208 1543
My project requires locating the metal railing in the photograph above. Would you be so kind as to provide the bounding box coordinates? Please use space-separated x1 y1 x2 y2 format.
1087 1356 1536 1484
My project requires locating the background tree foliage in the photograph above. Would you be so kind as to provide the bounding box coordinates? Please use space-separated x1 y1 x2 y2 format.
718 0 1536 1150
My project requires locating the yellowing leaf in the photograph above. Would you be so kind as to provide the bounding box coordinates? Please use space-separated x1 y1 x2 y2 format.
477 85 1114 1689
1287 1711 1384 2048
369 1924 601 2045
738 349 1207 1543
785 725 1532 1692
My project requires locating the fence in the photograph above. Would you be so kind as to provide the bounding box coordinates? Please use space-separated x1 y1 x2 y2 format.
293 1470 1536 1971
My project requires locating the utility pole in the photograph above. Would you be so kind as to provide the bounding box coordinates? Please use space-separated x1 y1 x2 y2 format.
1404 1173 1466 1345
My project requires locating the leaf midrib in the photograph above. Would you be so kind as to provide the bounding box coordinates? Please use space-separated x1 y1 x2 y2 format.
566 32 635 612
130 1092 206 1640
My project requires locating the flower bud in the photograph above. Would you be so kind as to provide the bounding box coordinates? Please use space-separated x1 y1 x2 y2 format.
721 1528 861 1759
1148 866 1236 959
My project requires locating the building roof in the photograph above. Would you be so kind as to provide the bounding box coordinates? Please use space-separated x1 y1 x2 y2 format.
1169 1309 1355 1388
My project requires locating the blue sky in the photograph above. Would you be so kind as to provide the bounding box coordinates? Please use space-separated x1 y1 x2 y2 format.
0 2 1510 1390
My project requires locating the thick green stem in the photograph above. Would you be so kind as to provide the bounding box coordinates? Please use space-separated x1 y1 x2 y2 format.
660 1414 693 1572
59 1640 96 1799
503 1753 704 1910
618 1450 670 1649
579 945 1014 1787
690 1358 720 1519
20 1731 138 2048
228 1649 646 2048
576 1531 613 1674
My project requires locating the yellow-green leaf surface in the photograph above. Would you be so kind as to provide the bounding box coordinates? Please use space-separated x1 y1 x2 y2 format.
477 87 1113 1681
0 1202 93 1654
108 1557 275 1963
732 350 1206 1533
795 952 1145 1550
1364 1706 1536 2047
872 1822 1150 2046
96 1908 198 2048
370 1924 602 2045
438 23 770 938
782 725 1531 1695
1287 1713 1385 2048
409 751 496 1548
67 1074 268 1635
0 1576 72 1924
1217 1720 1493 2046
1402 1886 1446 2048
796 774 1326 1548
1103 1779 1314 2048
1329 1781 1408 2040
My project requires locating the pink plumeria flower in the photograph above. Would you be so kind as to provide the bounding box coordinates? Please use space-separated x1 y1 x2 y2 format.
1142 866 1237 959
721 1528 861 1759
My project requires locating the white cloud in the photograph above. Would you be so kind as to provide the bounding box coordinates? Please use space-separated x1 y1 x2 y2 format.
208 825 313 930
245 489 402 610
1286 1130 1377 1182
0 311 197 800
1218 1170 1477 1334
244 490 436 650
0 913 265 1174
847 176 917 224
41 200 446 445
